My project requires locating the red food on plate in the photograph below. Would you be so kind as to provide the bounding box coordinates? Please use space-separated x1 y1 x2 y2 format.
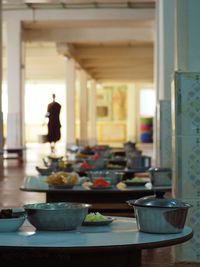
80 162 94 169
92 177 111 187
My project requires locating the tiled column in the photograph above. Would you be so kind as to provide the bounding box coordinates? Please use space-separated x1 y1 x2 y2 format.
79 70 88 146
88 79 97 146
6 18 25 148
65 58 76 148
155 0 175 166
172 0 200 262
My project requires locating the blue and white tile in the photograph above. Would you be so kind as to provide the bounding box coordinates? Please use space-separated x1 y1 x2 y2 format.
172 135 200 198
172 71 200 136
173 197 200 263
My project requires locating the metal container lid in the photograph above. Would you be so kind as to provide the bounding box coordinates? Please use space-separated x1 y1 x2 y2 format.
148 167 171 172
130 192 191 208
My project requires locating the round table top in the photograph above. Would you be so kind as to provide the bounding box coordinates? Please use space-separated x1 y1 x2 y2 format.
0 217 193 251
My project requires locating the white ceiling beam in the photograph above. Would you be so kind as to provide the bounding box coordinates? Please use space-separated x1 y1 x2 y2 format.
32 8 155 22
3 8 154 22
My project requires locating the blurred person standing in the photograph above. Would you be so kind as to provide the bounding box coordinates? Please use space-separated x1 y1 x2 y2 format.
45 94 61 153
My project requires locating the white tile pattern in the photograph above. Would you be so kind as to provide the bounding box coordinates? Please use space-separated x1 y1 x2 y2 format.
172 72 200 262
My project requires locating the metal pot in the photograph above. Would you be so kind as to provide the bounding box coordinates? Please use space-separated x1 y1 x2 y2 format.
127 192 191 234
148 167 172 186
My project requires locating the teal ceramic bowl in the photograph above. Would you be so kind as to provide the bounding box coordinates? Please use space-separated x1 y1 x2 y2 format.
0 208 26 232
24 202 90 231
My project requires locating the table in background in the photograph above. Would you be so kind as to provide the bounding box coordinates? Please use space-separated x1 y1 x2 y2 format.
20 177 171 216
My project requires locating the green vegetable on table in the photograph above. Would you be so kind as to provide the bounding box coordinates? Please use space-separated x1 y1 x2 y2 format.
126 177 144 183
84 212 107 222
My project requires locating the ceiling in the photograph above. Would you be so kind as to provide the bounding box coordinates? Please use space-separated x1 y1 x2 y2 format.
2 0 155 84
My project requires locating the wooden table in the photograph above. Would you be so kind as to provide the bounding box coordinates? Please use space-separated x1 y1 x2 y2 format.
0 147 25 162
20 176 171 216
0 217 193 267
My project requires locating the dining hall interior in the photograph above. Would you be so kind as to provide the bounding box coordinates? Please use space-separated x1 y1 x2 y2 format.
0 0 200 267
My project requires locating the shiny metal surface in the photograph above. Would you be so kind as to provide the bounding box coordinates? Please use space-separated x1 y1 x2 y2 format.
127 194 191 234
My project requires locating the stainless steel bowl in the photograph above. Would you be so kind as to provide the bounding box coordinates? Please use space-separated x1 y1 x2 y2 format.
24 202 90 231
127 192 191 234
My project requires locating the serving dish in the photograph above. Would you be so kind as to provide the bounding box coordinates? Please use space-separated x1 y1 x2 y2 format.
45 172 79 187
24 202 90 231
127 192 191 234
85 159 108 170
124 177 150 186
148 167 172 186
35 166 53 176
0 208 26 232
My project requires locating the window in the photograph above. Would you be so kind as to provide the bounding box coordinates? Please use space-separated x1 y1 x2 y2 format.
140 89 155 117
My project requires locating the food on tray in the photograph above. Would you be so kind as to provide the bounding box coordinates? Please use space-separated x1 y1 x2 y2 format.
116 182 127 190
125 177 149 183
84 212 107 222
79 162 94 169
46 172 79 185
82 181 93 190
92 177 111 188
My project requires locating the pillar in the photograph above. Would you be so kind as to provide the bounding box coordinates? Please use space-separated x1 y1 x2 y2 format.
155 0 175 166
127 83 137 143
0 0 3 171
65 57 76 148
88 79 97 146
172 0 200 263
79 70 88 146
6 18 25 148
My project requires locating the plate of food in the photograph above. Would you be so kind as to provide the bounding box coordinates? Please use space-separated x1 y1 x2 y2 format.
90 177 112 189
124 177 150 186
45 172 79 189
82 212 114 226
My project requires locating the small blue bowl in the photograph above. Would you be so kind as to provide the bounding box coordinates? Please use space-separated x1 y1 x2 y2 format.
0 208 26 232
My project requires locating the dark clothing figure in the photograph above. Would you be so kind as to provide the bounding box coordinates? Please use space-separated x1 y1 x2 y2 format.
46 94 61 153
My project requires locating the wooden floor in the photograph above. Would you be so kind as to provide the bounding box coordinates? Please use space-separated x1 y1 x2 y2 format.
0 143 197 267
